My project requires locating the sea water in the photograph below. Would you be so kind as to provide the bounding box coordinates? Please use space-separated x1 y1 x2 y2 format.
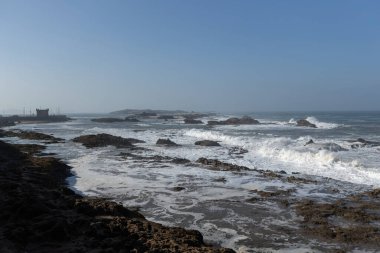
5 111 380 252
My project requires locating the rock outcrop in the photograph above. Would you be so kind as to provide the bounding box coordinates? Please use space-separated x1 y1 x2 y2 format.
195 140 221 146
208 116 259 126
296 119 317 128
0 130 64 143
156 138 179 146
73 133 144 148
197 157 250 172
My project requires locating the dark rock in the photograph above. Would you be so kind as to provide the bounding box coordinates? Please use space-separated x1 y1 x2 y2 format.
286 176 317 184
195 140 221 146
208 116 259 126
296 119 317 128
156 138 178 146
73 134 138 148
171 158 191 164
124 117 140 122
184 118 203 124
0 130 64 143
305 139 314 145
12 144 46 155
91 118 124 123
183 113 207 119
170 187 185 192
197 157 250 172
213 177 227 183
252 188 296 198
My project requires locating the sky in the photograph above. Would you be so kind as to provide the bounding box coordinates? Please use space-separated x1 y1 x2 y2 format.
0 0 379 114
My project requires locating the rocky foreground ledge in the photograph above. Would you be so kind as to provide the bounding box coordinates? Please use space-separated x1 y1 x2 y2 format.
0 140 234 253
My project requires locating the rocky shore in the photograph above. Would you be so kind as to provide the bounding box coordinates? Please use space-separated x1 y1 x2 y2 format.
0 138 234 253
2 127 380 252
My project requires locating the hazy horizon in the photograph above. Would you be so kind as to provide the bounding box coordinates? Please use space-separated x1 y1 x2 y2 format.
1 0 379 114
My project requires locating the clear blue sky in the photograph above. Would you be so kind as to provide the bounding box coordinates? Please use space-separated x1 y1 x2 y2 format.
0 0 379 113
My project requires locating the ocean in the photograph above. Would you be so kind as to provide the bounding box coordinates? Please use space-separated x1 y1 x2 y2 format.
4 111 380 252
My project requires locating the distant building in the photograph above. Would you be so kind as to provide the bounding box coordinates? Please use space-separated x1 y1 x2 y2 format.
36 109 49 118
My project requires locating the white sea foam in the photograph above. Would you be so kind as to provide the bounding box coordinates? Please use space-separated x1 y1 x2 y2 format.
183 129 380 186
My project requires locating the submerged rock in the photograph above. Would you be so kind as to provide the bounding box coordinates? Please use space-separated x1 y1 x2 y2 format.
170 186 186 192
156 138 179 146
296 119 317 128
350 138 380 149
73 133 143 148
208 116 259 126
195 140 221 146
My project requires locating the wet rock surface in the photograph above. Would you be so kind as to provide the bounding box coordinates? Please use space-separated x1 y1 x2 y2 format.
296 119 317 128
195 140 221 147
73 133 144 148
156 138 179 146
120 152 191 165
296 189 380 248
196 158 250 172
0 140 235 253
208 116 259 126
0 129 64 143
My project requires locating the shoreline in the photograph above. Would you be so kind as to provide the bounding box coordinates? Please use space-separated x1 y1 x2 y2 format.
1 128 380 252
0 138 234 253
